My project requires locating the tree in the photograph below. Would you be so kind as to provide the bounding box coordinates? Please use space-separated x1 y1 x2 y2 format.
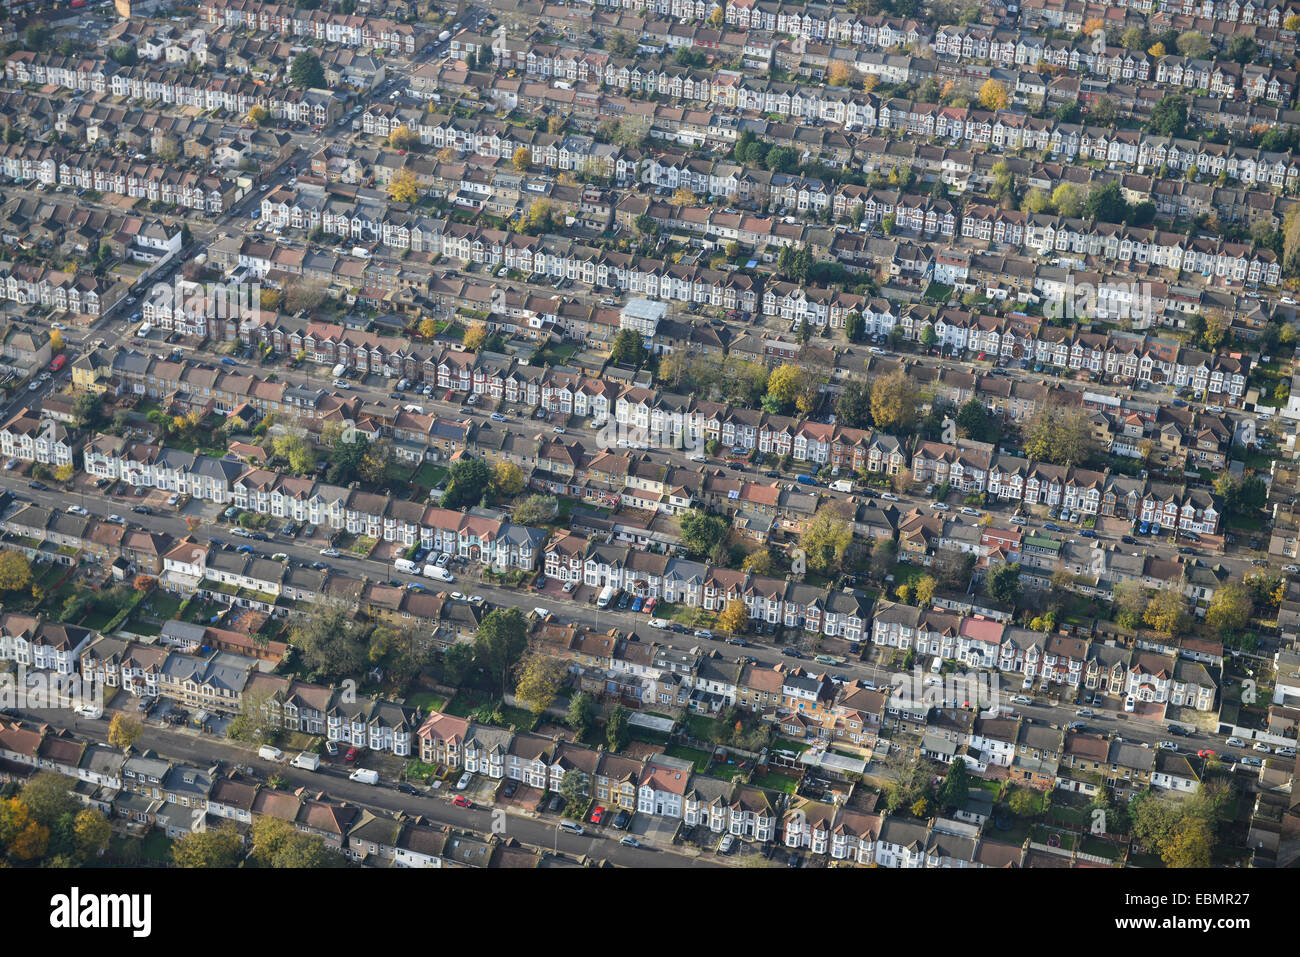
72 392 104 429
559 769 590 814
799 505 855 575
247 105 269 125
742 550 774 575
937 757 970 810
476 607 528 698
828 60 854 87
869 369 919 433
492 461 525 498
289 605 367 681
0 552 32 593
1206 581 1253 635
567 691 597 739
1143 589 1189 638
0 798 47 862
914 575 938 608
289 51 325 88
718 599 749 634
1051 183 1085 217
679 510 729 559
463 320 489 352
1023 403 1096 465
1162 815 1213 867
1147 42 1166 57
514 494 559 525
172 825 245 868
978 79 1009 111
284 280 327 314
1022 187 1053 214
1008 786 1039 818
1120 26 1146 49
609 328 647 367
388 168 419 203
107 714 142 751
956 397 996 442
19 773 80 829
441 456 492 510
515 655 568 716
418 318 438 339
1175 31 1210 57
250 816 345 867
1112 580 1149 630
49 328 64 351
1085 181 1129 224
388 124 418 150
512 147 531 171
1148 94 1189 137
836 379 873 429
72 809 110 860
767 363 811 410
273 432 315 474
607 704 631 751
986 562 1022 606
672 186 697 206
844 311 865 343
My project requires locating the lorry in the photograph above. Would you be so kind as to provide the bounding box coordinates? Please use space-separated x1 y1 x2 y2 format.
828 479 854 493
394 557 419 574
258 745 284 762
423 564 454 582
349 768 379 785
332 363 346 378
291 752 321 771
597 584 617 609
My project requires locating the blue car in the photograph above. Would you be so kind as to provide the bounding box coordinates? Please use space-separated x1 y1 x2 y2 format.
632 596 643 612
1139 522 1150 534
236 544 254 554
221 358 237 366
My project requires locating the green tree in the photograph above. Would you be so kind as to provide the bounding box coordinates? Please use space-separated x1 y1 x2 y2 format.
441 456 492 510
1205 581 1253 635
986 562 1022 606
609 328 647 367
799 505 855 575
515 655 568 716
19 773 80 829
606 704 631 751
514 494 559 526
938 758 970 810
559 769 590 815
679 510 729 559
870 369 919 434
836 379 873 429
172 825 244 867
956 397 996 442
289 52 326 89
475 607 528 698
72 809 111 861
567 691 597 739
1147 94 1189 137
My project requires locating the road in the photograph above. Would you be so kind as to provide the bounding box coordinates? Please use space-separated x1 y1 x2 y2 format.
6 703 715 867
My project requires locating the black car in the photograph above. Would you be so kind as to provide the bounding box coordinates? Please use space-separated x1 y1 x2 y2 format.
1120 535 1136 545
250 531 270 542
764 471 780 478
311 561 327 570
28 481 47 490
94 478 110 489
395 782 419 795
547 793 564 813
612 809 631 830
502 779 519 798
780 647 801 657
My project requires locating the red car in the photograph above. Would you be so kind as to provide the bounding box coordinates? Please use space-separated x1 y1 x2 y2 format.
452 795 472 808
1197 749 1216 759
345 747 359 762
590 805 605 825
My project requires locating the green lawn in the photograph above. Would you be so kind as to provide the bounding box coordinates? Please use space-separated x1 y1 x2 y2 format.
140 830 174 864
413 463 449 489
405 692 448 712
443 689 491 718
630 726 671 746
751 772 798 795
684 713 721 741
142 591 186 621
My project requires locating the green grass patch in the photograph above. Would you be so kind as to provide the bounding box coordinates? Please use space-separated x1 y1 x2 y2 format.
405 691 448 712
630 725 672 746
751 771 799 794
413 463 449 489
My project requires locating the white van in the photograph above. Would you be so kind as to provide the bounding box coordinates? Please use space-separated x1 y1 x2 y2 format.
394 558 419 574
829 479 854 493
559 821 585 835
258 745 284 762
597 584 617 609
403 404 425 415
349 768 379 785
423 564 454 582
290 752 320 771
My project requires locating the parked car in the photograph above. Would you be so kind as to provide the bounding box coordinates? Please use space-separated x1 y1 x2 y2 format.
456 771 473 790
613 809 631 830
590 806 605 824
619 836 640 848
1226 736 1246 748
452 795 472 808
